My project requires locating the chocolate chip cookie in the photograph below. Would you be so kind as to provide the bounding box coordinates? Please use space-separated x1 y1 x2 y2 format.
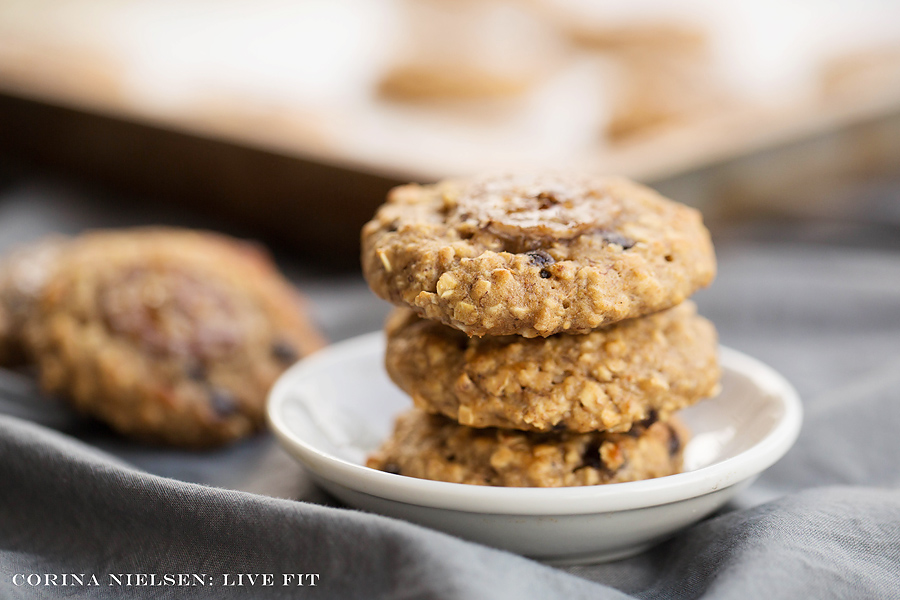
362 173 716 337
367 409 689 487
22 228 325 447
385 301 718 433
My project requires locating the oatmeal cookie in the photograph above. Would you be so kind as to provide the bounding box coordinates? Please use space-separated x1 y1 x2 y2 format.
362 173 715 337
560 22 728 141
605 49 728 142
367 409 689 487
385 301 719 433
23 228 325 447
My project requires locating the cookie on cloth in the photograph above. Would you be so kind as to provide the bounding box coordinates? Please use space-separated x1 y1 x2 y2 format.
385 301 719 433
361 173 715 337
367 409 689 487
23 228 325 447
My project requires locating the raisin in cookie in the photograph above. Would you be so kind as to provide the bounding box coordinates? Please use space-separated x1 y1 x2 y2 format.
23 228 325 447
367 409 689 487
385 301 719 433
362 173 716 337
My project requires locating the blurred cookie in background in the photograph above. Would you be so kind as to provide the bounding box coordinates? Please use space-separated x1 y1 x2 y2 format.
378 0 565 102
564 22 707 55
605 45 730 142
376 2 733 144
3 228 325 447
563 20 732 141
379 64 536 102
820 46 900 98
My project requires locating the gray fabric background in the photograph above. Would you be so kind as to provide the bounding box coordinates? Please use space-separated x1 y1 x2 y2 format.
2 182 900 599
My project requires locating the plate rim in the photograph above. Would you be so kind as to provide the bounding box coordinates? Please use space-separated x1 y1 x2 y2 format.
268 331 802 516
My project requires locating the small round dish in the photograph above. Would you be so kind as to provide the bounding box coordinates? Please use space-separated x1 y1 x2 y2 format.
268 332 802 565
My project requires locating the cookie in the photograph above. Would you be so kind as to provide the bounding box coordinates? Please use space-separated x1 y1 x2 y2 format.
22 228 325 447
378 0 558 102
378 64 534 101
367 409 689 487
605 49 727 142
362 173 715 337
565 22 708 55
558 22 726 140
385 301 718 433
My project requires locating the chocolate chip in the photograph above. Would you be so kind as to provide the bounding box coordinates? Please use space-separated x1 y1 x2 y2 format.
383 463 401 475
526 249 555 267
551 423 567 432
446 454 457 462
540 269 552 279
603 233 636 250
271 340 298 364
209 388 239 418
640 409 659 428
627 410 660 437
580 440 606 471
667 424 681 456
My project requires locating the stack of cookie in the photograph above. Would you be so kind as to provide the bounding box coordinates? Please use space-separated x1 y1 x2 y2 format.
361 173 719 487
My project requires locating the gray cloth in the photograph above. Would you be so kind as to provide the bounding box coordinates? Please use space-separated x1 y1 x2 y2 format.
2 184 900 598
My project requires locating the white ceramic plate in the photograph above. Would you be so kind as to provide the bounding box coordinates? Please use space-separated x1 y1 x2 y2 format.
268 332 802 565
